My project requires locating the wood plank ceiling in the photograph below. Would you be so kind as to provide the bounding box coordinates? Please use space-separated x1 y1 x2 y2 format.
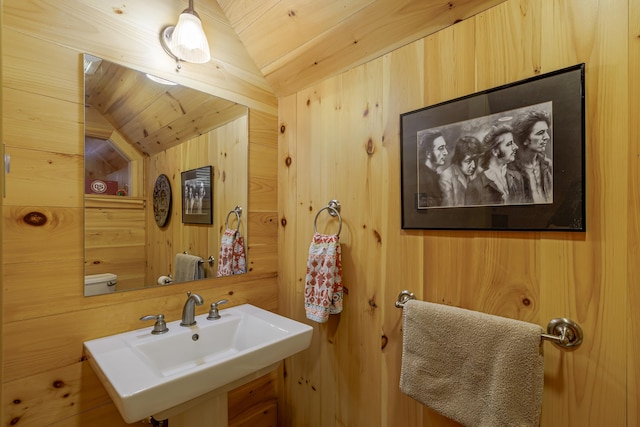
84 0 506 153
85 58 245 156
215 0 507 97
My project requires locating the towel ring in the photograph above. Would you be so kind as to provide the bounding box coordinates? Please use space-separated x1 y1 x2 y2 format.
394 290 584 350
225 206 242 231
313 200 342 236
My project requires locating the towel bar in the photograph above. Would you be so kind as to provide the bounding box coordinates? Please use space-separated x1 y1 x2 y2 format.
395 290 583 350
314 200 342 236
183 252 215 266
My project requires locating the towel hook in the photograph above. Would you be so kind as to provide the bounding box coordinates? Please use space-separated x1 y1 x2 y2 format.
225 205 242 231
395 290 584 350
313 200 342 236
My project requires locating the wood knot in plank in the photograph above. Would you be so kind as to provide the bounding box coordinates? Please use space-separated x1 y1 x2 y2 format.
280 124 286 134
281 217 287 228
381 334 388 350
23 212 47 226
373 229 382 244
366 138 375 155
285 156 292 167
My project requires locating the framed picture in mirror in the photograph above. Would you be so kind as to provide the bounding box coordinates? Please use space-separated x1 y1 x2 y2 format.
181 166 213 224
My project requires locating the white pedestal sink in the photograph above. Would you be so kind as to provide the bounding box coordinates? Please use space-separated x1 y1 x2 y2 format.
84 304 313 425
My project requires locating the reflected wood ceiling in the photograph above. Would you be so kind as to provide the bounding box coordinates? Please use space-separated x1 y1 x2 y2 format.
84 58 246 157
216 0 507 97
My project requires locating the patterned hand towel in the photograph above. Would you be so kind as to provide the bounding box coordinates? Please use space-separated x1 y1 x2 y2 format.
304 232 343 323
400 299 544 427
173 253 204 283
217 228 247 277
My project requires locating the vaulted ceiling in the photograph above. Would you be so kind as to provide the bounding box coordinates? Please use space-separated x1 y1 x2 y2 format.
82 0 507 157
215 0 506 97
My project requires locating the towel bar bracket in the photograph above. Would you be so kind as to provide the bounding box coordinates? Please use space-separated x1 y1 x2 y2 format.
395 290 416 308
327 200 341 216
544 318 583 350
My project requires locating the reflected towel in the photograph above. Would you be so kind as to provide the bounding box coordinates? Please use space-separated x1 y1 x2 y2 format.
304 232 343 323
217 228 247 277
400 300 544 427
173 253 204 283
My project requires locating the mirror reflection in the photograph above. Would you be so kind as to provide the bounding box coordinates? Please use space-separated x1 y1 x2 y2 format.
83 54 249 296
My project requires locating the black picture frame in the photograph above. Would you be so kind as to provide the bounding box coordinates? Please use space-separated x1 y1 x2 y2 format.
400 63 585 231
181 165 213 224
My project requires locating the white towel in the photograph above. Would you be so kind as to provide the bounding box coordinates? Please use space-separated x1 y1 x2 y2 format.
400 299 544 427
173 253 204 283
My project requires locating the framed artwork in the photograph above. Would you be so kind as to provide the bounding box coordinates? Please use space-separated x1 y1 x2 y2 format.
400 63 585 231
181 165 213 224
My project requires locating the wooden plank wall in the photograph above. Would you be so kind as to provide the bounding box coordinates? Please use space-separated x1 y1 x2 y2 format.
146 115 249 285
278 0 636 425
1 0 279 425
629 0 640 424
84 196 146 292
0 0 5 414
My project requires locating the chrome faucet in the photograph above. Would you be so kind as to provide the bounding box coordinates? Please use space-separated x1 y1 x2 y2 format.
180 291 204 326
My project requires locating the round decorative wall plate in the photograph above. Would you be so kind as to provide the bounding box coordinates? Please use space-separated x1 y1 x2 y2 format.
153 174 172 227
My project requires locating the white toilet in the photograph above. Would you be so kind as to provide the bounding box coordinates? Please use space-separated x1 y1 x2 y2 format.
84 273 117 296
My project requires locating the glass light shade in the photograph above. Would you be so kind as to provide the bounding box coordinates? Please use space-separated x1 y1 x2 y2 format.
169 12 211 63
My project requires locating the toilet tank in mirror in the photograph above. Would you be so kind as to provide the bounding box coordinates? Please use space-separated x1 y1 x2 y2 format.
83 54 249 296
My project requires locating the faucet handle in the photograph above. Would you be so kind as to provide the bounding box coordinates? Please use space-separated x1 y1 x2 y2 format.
207 299 229 320
140 314 169 335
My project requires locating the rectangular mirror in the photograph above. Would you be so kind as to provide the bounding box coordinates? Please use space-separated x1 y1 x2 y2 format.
83 54 248 296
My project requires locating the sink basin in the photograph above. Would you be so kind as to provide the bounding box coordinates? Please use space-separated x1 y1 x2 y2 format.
84 304 313 423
